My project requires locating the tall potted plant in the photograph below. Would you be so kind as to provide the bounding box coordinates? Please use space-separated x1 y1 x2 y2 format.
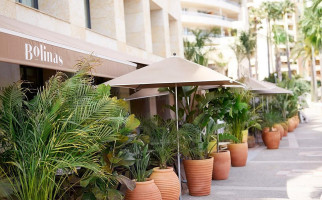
262 112 280 149
179 123 214 196
224 89 251 167
140 117 180 200
125 144 162 200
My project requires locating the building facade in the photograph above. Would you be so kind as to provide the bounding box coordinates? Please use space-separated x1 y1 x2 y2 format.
180 0 249 79
0 0 183 117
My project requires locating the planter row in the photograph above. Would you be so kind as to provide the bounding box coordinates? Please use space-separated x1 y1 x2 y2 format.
262 116 300 149
125 142 248 199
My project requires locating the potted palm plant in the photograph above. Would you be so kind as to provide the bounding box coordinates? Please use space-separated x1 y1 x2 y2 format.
125 144 162 200
140 117 180 200
223 89 251 167
179 123 214 196
261 112 280 149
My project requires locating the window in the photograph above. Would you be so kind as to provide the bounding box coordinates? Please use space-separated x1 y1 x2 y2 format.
84 0 91 29
17 0 38 9
20 66 43 100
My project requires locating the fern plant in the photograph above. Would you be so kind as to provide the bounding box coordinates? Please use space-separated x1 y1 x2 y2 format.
140 117 176 169
0 57 138 200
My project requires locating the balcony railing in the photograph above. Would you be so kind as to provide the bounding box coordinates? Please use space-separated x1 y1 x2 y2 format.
182 11 237 22
220 0 240 6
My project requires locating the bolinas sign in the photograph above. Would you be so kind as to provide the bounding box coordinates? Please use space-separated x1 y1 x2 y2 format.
25 43 63 66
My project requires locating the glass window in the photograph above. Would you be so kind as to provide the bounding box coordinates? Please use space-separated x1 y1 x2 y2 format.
84 0 91 29
17 0 38 9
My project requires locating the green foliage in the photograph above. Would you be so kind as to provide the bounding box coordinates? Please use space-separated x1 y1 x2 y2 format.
218 133 239 143
130 144 151 182
261 111 282 131
178 123 206 160
140 117 176 169
0 58 139 200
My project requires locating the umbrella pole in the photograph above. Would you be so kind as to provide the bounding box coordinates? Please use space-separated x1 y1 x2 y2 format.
175 85 182 199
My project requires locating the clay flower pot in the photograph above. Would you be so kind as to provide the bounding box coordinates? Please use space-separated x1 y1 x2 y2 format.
210 150 231 180
262 127 269 146
183 157 213 196
228 143 248 167
273 124 284 140
149 167 180 200
281 123 288 137
288 118 295 132
265 130 280 149
125 179 162 200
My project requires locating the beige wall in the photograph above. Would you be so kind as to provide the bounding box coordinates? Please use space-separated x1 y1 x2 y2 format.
0 0 183 63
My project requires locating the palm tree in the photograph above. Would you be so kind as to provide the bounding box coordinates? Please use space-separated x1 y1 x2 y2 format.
280 0 295 79
230 41 246 79
249 7 265 79
272 26 287 81
301 4 322 101
239 31 256 77
183 29 213 66
261 1 281 76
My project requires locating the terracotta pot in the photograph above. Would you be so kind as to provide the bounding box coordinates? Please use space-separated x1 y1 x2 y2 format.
149 167 180 200
262 127 269 146
242 129 248 143
281 123 288 137
273 124 284 140
228 143 248 167
288 118 295 132
265 131 280 149
183 157 213 196
125 179 162 200
210 150 231 180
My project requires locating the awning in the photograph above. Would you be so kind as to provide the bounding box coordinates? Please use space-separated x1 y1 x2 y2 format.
0 15 150 78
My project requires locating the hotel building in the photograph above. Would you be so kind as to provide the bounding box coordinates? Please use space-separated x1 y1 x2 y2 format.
0 0 183 117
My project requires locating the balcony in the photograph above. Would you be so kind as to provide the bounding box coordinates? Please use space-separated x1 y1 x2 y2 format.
181 11 239 29
181 0 241 13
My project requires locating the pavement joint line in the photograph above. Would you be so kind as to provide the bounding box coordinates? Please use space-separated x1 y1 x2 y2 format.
213 185 322 192
287 134 299 148
249 161 322 164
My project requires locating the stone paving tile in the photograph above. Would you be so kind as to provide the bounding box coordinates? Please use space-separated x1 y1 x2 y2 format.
183 103 322 200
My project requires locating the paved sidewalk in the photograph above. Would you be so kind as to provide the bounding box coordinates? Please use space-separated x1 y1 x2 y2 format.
183 103 322 200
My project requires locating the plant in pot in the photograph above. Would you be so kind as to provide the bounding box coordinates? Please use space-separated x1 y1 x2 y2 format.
125 143 162 200
261 111 280 149
223 89 252 167
179 123 214 196
140 117 180 200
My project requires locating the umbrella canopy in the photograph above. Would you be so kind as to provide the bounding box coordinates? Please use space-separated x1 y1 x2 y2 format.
238 77 293 95
125 88 169 101
255 81 293 95
239 77 274 91
124 85 244 101
105 57 241 88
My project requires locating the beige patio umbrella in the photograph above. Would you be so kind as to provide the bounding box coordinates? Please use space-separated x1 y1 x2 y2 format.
124 85 243 101
105 56 242 196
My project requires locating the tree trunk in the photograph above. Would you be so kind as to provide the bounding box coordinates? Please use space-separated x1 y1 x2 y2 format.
237 63 240 79
266 19 271 76
248 56 252 77
275 45 282 81
254 23 259 80
284 14 292 79
311 46 318 102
